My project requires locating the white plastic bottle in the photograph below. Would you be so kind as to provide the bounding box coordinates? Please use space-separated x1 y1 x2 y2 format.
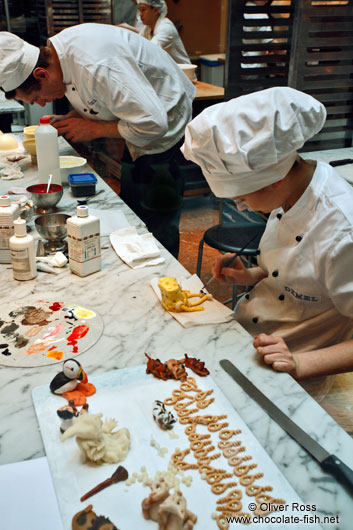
67 205 101 277
0 195 20 264
9 219 37 280
35 116 61 185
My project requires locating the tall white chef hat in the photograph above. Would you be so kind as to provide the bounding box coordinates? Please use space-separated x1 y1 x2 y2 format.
181 87 326 197
0 32 39 92
137 0 168 18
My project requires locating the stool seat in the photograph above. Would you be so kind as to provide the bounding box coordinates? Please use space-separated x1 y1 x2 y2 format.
203 223 263 256
196 204 266 308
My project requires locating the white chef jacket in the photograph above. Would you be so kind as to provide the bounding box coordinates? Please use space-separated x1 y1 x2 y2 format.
49 23 195 160
236 161 353 354
140 17 192 67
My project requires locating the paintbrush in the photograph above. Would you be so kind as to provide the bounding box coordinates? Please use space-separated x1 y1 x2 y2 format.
80 465 128 502
205 232 260 287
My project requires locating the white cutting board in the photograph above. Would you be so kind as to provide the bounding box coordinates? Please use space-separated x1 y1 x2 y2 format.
32 365 321 530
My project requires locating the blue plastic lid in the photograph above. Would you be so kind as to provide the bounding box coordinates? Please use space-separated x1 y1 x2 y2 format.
68 173 97 186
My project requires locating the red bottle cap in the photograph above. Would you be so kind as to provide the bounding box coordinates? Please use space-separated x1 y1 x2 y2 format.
39 116 50 124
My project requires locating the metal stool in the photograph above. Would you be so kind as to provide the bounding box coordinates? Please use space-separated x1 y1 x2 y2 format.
196 202 266 308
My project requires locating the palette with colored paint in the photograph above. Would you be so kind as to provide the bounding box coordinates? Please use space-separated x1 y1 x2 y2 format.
0 300 103 367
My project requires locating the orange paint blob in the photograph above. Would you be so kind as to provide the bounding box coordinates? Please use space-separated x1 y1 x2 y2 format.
25 341 50 355
46 350 64 361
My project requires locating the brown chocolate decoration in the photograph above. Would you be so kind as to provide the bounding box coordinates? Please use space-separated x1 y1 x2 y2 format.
183 353 210 376
80 466 128 502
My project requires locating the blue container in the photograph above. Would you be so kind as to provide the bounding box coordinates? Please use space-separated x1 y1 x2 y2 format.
68 173 97 197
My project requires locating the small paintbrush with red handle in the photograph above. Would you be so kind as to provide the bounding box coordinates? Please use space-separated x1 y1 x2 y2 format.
80 465 128 502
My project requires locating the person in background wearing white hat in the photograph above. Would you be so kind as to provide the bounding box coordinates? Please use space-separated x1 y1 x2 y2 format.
182 86 353 388
136 0 194 75
0 26 196 257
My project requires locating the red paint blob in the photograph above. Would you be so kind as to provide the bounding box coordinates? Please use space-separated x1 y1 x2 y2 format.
49 302 63 311
66 324 89 352
48 345 56 351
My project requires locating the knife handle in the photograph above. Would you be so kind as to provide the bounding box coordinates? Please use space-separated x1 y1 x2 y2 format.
321 454 353 492
329 159 353 167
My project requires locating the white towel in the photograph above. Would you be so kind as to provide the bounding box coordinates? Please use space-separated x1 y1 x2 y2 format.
110 227 165 269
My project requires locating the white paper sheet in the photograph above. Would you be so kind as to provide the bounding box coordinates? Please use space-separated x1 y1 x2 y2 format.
32 366 321 530
0 457 64 530
151 274 234 327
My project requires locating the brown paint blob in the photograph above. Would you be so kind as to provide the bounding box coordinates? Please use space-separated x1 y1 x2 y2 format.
15 335 29 349
22 308 52 326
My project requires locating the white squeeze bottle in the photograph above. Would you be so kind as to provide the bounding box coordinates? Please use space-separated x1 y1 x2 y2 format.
0 195 20 264
9 218 37 280
67 205 101 277
35 116 61 185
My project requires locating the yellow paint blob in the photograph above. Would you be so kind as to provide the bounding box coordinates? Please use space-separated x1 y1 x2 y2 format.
72 306 96 319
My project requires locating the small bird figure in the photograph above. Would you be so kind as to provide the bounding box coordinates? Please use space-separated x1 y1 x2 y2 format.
50 358 88 395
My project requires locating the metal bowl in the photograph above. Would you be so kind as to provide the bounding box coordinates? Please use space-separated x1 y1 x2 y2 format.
35 213 70 242
26 183 63 211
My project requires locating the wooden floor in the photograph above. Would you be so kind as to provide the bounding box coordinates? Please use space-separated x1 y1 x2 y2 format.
104 176 353 436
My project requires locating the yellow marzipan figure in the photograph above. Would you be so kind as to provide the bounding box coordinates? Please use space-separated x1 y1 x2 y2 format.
158 277 212 312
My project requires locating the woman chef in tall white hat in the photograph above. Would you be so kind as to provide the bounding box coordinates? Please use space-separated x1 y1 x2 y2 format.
182 87 353 384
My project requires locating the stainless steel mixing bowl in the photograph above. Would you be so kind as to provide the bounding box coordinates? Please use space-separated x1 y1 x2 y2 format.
35 213 70 252
27 184 63 212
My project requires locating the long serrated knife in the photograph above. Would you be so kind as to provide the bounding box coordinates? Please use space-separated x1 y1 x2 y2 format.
220 359 353 492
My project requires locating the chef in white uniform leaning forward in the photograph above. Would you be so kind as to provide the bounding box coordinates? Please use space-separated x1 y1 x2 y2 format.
0 24 196 258
182 87 353 383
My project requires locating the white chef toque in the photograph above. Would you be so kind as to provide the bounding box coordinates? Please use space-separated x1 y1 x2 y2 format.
181 87 327 197
0 32 39 92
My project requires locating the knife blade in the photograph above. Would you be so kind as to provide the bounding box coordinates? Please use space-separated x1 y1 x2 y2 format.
220 359 353 492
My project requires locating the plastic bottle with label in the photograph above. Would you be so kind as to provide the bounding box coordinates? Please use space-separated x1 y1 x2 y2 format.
9 218 37 280
0 195 20 264
67 205 101 277
35 116 61 185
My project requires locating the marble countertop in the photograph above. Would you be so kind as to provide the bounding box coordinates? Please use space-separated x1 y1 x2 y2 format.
1 140 353 528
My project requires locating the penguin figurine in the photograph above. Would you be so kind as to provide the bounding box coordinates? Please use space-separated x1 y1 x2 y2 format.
50 358 88 395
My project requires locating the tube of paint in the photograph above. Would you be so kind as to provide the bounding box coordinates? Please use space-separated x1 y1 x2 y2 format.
66 205 101 277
